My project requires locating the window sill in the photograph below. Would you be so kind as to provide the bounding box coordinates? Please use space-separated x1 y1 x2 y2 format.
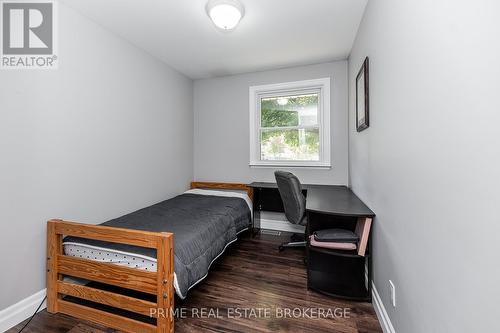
249 162 332 170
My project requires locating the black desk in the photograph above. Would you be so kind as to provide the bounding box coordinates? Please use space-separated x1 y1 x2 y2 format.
249 182 374 217
248 182 375 301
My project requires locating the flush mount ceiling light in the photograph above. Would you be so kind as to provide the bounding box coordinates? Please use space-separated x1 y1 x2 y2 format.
206 0 245 31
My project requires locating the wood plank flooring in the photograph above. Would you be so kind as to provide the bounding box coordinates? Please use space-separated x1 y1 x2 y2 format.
7 232 382 333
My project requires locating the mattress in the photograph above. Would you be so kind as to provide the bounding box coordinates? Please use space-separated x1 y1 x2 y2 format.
62 189 252 299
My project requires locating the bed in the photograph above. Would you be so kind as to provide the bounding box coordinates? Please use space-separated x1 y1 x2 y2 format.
46 182 253 333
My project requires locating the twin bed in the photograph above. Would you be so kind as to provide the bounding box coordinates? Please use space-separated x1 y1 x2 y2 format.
46 182 254 333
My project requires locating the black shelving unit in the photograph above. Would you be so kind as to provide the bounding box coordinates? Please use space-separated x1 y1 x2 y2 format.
306 212 373 301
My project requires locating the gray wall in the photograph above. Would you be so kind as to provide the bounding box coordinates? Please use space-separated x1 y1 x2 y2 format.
348 0 500 332
194 61 349 185
0 3 193 310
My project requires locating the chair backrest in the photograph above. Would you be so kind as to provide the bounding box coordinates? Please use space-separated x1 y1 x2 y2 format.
274 171 306 225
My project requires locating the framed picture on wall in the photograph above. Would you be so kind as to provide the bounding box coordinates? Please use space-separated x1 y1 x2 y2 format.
356 57 369 132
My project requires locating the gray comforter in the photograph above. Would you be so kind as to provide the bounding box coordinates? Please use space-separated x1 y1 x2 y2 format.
63 193 251 299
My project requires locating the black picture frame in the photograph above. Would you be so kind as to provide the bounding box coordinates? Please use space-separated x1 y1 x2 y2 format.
356 57 369 132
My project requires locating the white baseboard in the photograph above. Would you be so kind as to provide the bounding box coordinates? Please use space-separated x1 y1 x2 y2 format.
259 218 305 234
0 289 47 332
372 282 396 333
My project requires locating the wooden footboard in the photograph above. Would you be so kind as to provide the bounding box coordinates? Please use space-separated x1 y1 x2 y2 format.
47 219 174 333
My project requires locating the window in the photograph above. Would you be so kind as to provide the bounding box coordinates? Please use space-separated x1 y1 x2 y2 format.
249 78 331 168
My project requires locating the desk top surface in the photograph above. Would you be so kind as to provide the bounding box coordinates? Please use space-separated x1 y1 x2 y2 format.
248 182 375 217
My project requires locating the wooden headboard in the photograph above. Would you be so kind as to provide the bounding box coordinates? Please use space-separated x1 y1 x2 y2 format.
190 181 253 202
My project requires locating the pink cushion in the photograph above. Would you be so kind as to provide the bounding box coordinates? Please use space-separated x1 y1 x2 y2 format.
309 236 357 250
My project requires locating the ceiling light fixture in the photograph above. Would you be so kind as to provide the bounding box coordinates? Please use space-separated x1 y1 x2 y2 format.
206 0 245 32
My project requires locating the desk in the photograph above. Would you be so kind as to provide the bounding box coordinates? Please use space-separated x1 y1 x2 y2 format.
248 182 375 301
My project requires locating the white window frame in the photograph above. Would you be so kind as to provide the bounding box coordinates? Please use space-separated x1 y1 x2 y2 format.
249 78 331 168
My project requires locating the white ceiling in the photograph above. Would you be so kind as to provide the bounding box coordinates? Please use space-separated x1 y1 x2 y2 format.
62 0 368 79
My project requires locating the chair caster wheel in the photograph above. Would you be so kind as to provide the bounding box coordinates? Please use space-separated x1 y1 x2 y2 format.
278 245 285 252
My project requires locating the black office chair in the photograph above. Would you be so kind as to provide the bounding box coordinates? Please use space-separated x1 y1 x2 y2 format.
274 171 307 251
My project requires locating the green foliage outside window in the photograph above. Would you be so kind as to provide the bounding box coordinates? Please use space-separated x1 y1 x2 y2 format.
260 94 320 160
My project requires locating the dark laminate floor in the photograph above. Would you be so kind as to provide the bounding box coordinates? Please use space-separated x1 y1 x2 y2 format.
8 232 382 333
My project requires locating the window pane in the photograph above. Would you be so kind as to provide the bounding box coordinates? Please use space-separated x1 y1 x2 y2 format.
261 93 319 128
260 128 319 161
